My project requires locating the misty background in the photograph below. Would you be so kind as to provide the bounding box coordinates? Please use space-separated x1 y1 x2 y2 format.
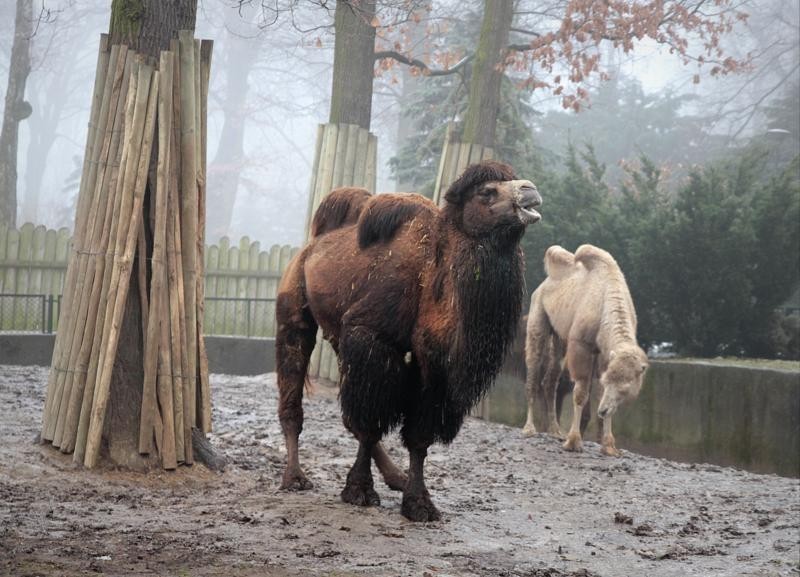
1 0 796 248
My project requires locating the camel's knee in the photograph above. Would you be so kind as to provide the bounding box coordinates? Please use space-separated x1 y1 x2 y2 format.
572 382 589 406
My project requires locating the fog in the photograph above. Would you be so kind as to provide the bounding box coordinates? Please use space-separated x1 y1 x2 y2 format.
0 0 797 248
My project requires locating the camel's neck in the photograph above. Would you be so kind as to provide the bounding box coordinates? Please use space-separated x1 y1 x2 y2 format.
596 281 638 355
436 227 525 411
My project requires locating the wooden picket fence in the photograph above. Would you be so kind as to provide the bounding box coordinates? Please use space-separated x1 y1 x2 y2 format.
0 223 298 337
0 224 71 332
204 236 299 337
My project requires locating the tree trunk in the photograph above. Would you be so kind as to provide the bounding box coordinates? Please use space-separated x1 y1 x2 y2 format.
206 5 261 241
461 0 513 148
109 0 197 60
104 0 197 468
22 56 78 224
328 0 377 129
394 8 428 192
0 0 33 228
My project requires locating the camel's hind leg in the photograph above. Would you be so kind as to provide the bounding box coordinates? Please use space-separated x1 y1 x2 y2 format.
373 443 407 491
276 275 318 491
542 337 566 436
523 293 561 436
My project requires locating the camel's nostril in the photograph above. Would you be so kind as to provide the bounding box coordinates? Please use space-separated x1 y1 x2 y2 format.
520 190 542 210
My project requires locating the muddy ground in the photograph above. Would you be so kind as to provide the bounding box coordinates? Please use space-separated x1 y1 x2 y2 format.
1 365 798 577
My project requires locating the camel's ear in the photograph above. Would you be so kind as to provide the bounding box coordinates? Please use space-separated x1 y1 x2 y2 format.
640 362 648 373
609 350 617 360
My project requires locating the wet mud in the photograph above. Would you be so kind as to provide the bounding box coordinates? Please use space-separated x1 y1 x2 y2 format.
1 365 798 576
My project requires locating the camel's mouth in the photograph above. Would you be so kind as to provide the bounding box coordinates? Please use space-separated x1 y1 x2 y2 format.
515 183 542 224
518 204 541 224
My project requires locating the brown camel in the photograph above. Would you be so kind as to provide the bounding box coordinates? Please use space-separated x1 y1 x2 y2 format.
275 161 542 521
522 244 648 456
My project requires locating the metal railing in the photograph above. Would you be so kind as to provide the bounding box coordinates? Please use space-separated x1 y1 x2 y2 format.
0 293 276 338
0 293 62 333
204 296 277 338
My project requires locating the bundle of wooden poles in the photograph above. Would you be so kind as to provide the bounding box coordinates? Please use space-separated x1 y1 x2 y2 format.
40 31 213 470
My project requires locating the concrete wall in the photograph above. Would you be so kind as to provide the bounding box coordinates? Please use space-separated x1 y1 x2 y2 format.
0 334 276 375
489 360 800 477
612 361 799 477
205 336 275 375
5 333 797 477
0 334 56 366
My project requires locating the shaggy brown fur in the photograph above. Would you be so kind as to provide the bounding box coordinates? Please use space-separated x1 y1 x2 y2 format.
523 244 648 456
276 161 542 521
310 187 371 237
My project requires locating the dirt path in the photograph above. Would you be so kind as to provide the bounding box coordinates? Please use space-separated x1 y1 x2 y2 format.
1 365 798 577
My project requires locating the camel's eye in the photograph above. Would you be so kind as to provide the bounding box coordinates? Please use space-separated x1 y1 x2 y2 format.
476 185 496 199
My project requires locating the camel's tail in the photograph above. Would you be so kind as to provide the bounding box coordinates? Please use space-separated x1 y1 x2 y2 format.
311 187 372 238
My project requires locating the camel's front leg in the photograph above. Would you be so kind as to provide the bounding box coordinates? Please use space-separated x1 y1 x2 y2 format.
522 399 538 436
600 415 620 457
562 379 588 452
341 438 380 506
401 445 440 522
542 339 566 436
339 324 406 504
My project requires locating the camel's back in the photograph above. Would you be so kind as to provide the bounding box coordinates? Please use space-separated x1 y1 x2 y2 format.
538 244 634 341
302 193 437 344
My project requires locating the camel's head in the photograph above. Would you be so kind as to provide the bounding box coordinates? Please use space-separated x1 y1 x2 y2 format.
443 161 542 240
597 345 648 419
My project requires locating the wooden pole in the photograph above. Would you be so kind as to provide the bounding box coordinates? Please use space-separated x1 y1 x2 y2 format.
41 36 112 437
137 218 149 339
73 51 138 463
54 52 138 448
84 64 159 469
139 50 173 458
197 39 213 432
46 45 130 444
172 187 193 464
167 39 186 463
178 30 198 435
58 51 138 453
42 43 125 441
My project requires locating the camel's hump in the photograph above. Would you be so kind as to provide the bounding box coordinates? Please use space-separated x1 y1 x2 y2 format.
311 187 372 238
574 244 617 271
544 245 575 280
357 193 436 249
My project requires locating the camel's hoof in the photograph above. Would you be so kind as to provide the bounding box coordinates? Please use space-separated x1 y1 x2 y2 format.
401 492 441 522
382 470 408 492
562 434 583 453
522 424 537 437
341 482 380 507
280 469 313 491
601 445 620 457
547 425 565 439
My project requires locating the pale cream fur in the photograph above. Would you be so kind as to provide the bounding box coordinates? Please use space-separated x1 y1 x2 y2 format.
522 244 648 456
